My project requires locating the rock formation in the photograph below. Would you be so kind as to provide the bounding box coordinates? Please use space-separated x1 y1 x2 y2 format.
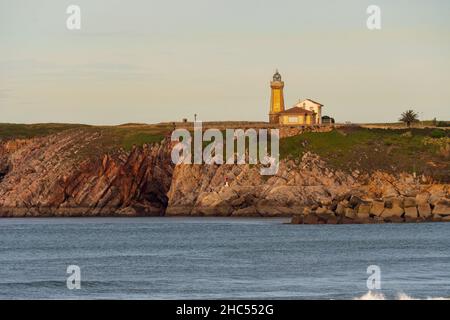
0 129 449 223
166 152 449 223
0 130 173 216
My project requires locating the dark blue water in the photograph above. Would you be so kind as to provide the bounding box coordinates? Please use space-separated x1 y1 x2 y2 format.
0 218 449 299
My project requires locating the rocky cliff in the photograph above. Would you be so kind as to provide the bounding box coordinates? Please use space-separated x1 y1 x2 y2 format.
0 130 173 216
0 129 449 222
166 152 450 223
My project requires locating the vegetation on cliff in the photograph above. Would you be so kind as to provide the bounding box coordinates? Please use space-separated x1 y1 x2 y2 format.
1 123 449 181
0 123 449 218
280 127 449 182
0 123 170 157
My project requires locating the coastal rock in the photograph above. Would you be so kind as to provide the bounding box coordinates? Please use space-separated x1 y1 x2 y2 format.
418 204 432 218
0 130 174 217
1 130 449 223
429 186 447 201
232 206 259 217
432 215 443 222
404 206 418 221
326 214 339 224
381 198 404 218
335 203 346 215
403 197 416 208
416 192 430 205
370 201 385 216
357 203 371 215
344 208 357 219
304 213 319 224
432 200 450 216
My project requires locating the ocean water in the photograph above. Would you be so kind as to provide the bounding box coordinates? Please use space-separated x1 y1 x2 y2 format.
0 217 449 300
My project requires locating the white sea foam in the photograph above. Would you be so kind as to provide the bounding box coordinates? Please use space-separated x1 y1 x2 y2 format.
355 291 449 300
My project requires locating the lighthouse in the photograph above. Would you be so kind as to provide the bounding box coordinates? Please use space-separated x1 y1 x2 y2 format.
269 70 285 124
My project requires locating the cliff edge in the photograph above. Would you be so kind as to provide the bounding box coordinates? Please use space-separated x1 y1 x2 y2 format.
0 125 449 222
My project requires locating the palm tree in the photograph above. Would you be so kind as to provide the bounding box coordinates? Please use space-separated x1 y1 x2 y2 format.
399 110 419 128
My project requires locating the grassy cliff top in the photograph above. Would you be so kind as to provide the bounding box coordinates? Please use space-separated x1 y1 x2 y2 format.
1 123 448 181
280 126 449 181
0 123 171 152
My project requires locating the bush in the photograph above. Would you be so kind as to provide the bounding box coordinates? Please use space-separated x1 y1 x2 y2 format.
430 129 446 138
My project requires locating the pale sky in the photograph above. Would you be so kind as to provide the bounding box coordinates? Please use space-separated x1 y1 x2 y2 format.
1 0 449 124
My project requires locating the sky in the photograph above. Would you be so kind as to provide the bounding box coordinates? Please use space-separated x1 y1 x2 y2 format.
1 0 449 125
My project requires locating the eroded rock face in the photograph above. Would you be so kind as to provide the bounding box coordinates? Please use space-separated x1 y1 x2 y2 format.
0 132 449 223
166 152 449 223
0 131 173 217
166 153 354 216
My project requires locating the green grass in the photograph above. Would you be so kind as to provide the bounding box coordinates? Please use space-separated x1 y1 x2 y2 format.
0 123 89 140
280 127 449 181
76 126 171 157
116 129 167 151
0 123 170 159
1 123 448 181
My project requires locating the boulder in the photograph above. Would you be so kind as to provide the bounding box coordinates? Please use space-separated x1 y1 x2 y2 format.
344 208 357 219
415 192 430 205
358 203 371 215
418 204 432 218
335 203 346 215
432 200 450 216
403 197 416 208
404 206 418 221
314 206 334 222
304 213 319 224
370 200 385 216
428 186 447 206
315 207 329 215
381 184 399 198
382 198 404 218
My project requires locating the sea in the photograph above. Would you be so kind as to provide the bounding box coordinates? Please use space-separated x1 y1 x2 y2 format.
0 217 449 300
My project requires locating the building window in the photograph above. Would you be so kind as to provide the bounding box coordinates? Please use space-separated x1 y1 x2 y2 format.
288 116 298 123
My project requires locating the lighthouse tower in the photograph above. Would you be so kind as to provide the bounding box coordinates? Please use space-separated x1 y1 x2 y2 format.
269 70 285 124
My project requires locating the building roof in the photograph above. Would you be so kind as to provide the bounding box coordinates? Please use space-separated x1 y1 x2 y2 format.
303 99 323 107
278 106 315 115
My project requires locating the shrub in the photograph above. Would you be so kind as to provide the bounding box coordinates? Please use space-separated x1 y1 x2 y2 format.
430 129 446 138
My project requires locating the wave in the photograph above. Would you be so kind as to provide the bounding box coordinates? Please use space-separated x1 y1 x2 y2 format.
355 291 449 300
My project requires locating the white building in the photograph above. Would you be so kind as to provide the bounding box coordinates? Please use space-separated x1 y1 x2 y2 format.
294 99 324 125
